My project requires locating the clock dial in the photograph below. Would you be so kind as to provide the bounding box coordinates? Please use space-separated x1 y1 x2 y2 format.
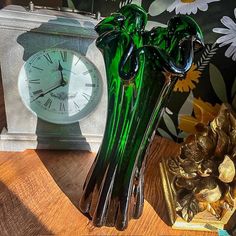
18 48 103 124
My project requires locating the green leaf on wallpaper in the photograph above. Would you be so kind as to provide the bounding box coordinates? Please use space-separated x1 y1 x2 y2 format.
231 76 236 98
232 94 236 111
209 63 228 103
165 107 173 115
67 0 76 9
148 0 174 16
178 131 188 139
157 128 173 140
178 91 194 123
163 112 177 136
131 0 142 6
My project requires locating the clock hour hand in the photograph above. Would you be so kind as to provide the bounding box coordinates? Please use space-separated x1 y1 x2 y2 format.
30 83 62 103
58 61 67 86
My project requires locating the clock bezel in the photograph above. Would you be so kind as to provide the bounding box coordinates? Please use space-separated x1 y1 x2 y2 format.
18 47 104 125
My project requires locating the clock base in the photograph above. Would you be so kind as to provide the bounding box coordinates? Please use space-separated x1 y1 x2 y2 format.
0 128 101 152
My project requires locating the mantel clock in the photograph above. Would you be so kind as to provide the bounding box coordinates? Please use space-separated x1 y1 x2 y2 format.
0 5 107 151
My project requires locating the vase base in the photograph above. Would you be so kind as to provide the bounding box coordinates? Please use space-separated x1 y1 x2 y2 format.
78 163 145 231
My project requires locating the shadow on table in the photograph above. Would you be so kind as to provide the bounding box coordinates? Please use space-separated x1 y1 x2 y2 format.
144 136 179 227
37 149 95 210
0 181 52 235
37 136 176 228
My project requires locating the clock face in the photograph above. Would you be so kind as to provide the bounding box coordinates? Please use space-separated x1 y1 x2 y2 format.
18 48 103 124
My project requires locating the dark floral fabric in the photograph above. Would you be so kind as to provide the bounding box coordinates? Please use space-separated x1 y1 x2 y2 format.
66 0 236 141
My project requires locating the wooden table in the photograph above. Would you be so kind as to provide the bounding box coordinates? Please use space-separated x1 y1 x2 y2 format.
0 79 231 235
0 135 222 236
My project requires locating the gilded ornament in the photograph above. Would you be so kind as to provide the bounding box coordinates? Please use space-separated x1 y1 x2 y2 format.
161 103 236 231
218 155 235 183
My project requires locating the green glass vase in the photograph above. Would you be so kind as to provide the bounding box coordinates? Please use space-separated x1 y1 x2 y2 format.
79 4 204 230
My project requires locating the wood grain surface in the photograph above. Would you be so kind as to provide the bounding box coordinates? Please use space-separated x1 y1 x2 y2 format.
0 136 220 236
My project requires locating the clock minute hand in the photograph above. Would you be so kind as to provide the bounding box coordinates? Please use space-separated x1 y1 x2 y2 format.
63 68 76 75
30 83 62 103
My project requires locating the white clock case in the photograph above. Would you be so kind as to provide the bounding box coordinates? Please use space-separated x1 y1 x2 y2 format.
0 5 107 152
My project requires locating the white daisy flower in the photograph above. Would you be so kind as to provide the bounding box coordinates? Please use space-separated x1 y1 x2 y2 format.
213 9 236 61
167 0 220 15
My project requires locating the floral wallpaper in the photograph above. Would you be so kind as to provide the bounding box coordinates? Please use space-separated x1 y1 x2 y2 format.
141 0 236 141
66 0 236 141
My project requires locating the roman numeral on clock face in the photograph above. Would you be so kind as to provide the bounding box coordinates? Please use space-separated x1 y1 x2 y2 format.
44 98 52 108
29 79 40 84
43 53 53 64
82 93 91 101
60 51 67 62
32 66 43 71
83 69 92 76
85 83 96 87
73 101 80 111
74 57 81 66
60 102 66 111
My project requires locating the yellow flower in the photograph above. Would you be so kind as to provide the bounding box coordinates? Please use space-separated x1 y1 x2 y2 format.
193 98 221 124
174 64 201 92
178 115 199 134
179 98 221 134
181 0 196 3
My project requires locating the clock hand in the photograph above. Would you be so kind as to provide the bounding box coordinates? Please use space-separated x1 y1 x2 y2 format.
30 82 62 103
31 62 68 103
63 68 76 75
58 61 67 86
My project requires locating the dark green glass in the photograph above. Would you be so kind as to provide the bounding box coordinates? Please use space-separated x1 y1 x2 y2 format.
79 4 204 230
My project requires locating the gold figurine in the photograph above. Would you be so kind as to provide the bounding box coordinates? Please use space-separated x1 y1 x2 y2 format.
160 103 236 231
